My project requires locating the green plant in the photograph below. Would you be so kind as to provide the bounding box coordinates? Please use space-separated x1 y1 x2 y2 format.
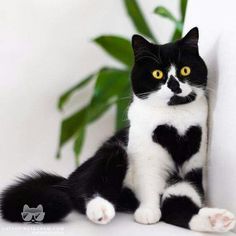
56 0 188 164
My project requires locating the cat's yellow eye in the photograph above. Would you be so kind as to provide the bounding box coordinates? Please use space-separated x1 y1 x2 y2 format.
152 69 163 80
180 66 191 76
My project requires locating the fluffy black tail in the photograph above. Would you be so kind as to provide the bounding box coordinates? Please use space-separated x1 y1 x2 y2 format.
0 171 72 222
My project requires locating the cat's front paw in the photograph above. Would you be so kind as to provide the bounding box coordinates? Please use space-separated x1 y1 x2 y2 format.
86 196 115 224
134 207 161 224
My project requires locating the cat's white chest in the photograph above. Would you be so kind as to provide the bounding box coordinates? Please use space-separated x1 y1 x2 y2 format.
124 96 208 190
128 96 207 136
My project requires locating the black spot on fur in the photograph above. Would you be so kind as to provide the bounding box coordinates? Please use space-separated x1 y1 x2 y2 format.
152 125 202 166
166 168 204 198
168 92 196 106
161 196 200 229
166 170 183 186
167 75 182 94
185 168 204 199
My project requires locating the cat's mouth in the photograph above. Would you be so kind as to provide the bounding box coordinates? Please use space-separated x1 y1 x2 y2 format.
168 91 196 106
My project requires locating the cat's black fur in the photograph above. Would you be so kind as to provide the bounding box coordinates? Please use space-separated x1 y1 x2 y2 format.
0 172 72 222
152 125 202 166
161 196 199 228
0 28 206 229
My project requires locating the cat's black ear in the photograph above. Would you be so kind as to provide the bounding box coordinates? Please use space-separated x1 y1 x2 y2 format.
180 27 199 49
132 34 150 55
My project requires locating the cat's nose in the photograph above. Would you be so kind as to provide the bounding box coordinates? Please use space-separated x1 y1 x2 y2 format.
167 75 182 94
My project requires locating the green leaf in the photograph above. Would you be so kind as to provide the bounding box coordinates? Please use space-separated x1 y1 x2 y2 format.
154 6 183 42
116 85 131 130
58 73 95 111
124 0 157 42
87 102 113 124
87 68 130 123
154 6 178 23
73 128 86 165
94 36 133 67
171 27 182 42
180 0 188 22
90 68 130 104
57 68 130 159
56 106 87 158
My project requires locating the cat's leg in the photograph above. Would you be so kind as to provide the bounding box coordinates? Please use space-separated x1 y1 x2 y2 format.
161 169 203 229
69 140 128 225
85 143 128 225
161 168 236 232
130 146 169 224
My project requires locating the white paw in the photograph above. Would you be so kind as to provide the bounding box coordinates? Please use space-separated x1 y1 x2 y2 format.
86 196 115 225
134 207 161 224
193 208 236 232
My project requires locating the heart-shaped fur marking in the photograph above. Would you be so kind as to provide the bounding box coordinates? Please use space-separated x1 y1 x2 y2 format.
152 125 202 166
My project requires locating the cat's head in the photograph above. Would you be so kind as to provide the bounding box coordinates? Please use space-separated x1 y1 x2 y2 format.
131 27 207 106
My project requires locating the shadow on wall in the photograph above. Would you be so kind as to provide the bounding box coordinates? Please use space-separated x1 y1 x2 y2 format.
205 37 219 204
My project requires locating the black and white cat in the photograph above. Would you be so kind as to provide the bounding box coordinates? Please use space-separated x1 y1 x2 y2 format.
1 27 235 233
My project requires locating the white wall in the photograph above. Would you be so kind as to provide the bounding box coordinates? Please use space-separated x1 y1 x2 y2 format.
0 0 179 187
185 0 236 227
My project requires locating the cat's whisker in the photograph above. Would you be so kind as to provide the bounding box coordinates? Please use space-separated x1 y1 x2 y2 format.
136 91 151 96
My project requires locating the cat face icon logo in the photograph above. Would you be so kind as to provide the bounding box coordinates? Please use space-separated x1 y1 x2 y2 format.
21 204 45 223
